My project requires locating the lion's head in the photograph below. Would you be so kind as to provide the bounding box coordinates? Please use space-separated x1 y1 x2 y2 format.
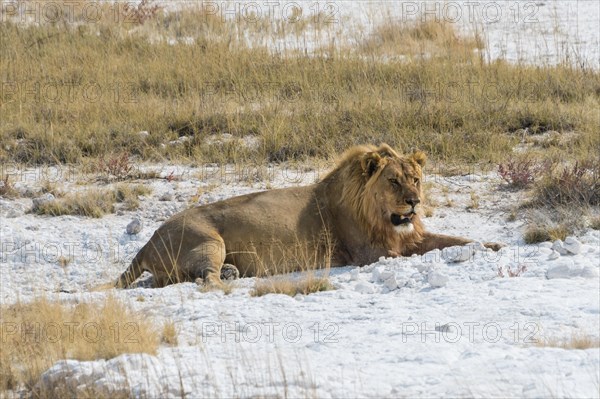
327 143 426 251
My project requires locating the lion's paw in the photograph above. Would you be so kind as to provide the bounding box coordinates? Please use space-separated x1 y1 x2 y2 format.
220 264 240 281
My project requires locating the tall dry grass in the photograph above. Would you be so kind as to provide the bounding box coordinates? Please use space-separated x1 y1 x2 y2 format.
0 296 159 392
0 4 598 167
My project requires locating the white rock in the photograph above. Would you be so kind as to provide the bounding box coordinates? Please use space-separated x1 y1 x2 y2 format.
355 282 375 294
405 278 417 288
32 193 55 211
538 241 553 249
138 130 150 138
546 258 575 279
379 269 395 282
371 266 384 282
552 240 568 255
547 250 560 260
443 245 473 263
384 276 398 290
126 218 142 235
580 266 599 279
428 271 449 288
159 192 173 201
563 236 582 255
349 268 360 281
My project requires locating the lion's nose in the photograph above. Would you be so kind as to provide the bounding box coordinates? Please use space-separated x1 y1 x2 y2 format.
406 198 420 207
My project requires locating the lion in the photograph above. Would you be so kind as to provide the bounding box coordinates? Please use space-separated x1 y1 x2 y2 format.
116 143 503 288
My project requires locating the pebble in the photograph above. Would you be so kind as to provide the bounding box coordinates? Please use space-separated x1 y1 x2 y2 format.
159 192 173 201
563 237 582 255
443 245 473 263
547 250 560 260
580 266 599 279
428 271 449 288
355 282 375 294
384 276 398 290
546 258 576 279
32 193 55 211
126 218 142 235
552 240 568 255
538 241 553 249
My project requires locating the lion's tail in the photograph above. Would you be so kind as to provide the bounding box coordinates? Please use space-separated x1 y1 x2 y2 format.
115 247 146 289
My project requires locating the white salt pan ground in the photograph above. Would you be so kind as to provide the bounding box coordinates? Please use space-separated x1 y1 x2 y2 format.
1 165 598 397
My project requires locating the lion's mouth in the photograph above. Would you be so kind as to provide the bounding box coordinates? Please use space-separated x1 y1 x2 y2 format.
391 212 414 226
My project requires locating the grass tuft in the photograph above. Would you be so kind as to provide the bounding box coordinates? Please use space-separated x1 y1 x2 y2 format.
523 224 569 244
537 333 600 350
251 274 333 297
33 184 151 217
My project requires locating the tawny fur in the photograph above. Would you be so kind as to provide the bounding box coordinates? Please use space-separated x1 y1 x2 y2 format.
116 143 502 288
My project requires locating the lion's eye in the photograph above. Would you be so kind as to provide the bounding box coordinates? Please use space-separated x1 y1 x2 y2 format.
414 177 420 184
389 179 400 187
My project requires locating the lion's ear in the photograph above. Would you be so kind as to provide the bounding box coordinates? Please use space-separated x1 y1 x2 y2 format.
361 152 382 177
412 150 426 167
377 143 400 158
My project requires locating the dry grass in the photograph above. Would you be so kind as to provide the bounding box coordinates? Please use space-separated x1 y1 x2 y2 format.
537 333 600 350
361 18 482 58
523 224 569 244
0 9 598 167
0 175 18 198
532 159 600 207
252 274 333 297
160 320 178 346
33 183 151 217
0 296 159 392
590 216 600 230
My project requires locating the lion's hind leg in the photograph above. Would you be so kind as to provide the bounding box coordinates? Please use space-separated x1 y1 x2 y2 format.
182 238 228 288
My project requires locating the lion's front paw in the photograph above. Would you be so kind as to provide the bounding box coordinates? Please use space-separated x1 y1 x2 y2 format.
387 250 401 258
484 242 505 251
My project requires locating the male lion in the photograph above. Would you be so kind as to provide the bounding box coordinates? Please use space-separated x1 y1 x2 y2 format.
116 143 502 288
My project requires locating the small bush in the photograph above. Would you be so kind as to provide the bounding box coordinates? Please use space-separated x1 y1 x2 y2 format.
523 224 569 244
590 216 600 230
497 264 527 278
0 175 18 198
252 275 333 297
34 184 151 217
533 160 600 206
97 153 135 181
498 159 546 189
34 189 116 217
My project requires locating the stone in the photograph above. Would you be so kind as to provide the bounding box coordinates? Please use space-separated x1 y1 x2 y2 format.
428 271 449 288
159 192 173 201
580 266 599 279
547 250 560 260
443 245 473 263
384 276 398 290
126 218 142 235
552 240 568 255
355 282 375 294
546 258 575 279
563 236 582 255
32 193 55 211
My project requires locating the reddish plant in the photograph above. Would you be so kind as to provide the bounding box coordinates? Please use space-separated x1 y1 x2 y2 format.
497 264 527 278
498 159 545 188
123 0 162 25
97 152 133 180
